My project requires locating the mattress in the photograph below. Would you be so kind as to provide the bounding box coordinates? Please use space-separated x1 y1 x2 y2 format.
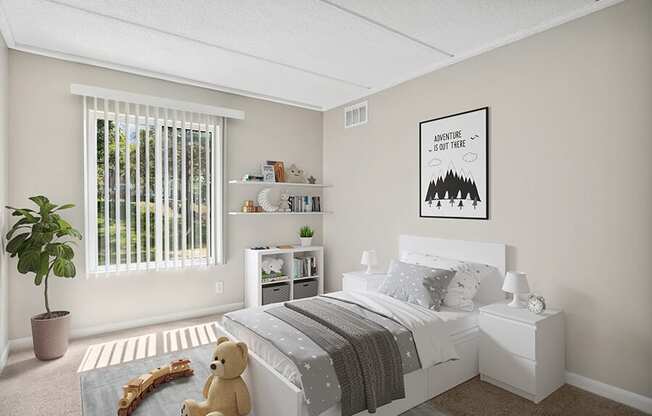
438 305 481 336
221 297 480 389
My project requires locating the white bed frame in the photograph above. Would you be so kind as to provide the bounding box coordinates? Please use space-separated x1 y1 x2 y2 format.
215 235 506 416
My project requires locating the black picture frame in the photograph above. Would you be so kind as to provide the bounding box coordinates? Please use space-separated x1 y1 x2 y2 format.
419 107 489 220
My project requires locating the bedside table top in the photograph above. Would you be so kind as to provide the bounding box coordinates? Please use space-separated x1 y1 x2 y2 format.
480 302 562 325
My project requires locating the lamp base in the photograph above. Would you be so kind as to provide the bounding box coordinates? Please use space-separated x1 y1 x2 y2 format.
364 265 374 274
508 294 525 308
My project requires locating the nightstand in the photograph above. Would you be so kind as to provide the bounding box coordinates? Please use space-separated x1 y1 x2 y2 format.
479 303 565 403
342 271 387 292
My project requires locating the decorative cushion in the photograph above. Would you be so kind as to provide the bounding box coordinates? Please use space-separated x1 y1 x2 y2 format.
400 252 500 311
378 260 456 310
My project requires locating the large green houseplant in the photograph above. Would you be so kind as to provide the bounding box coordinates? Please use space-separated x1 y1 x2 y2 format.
5 196 81 360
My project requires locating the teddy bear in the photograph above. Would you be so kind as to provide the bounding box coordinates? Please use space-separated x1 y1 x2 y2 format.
181 337 251 416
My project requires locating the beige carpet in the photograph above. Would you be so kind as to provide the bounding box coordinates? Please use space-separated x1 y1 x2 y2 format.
0 314 648 416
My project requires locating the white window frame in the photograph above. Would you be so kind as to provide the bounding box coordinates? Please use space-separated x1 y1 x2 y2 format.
84 108 224 274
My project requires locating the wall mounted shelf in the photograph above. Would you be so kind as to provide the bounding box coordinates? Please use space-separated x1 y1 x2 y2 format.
229 180 331 188
228 211 331 216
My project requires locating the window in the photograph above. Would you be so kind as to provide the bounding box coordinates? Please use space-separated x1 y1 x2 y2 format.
83 98 224 273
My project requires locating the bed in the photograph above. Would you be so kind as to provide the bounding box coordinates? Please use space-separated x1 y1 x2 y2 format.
214 235 506 416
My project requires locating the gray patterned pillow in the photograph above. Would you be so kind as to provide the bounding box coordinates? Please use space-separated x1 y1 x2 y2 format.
379 260 456 310
423 271 456 311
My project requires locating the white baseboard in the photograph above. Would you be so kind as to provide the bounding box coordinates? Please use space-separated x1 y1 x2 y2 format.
566 371 652 414
9 302 243 352
0 342 8 375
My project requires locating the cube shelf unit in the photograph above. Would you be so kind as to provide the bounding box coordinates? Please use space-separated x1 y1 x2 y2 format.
228 180 332 216
244 246 324 308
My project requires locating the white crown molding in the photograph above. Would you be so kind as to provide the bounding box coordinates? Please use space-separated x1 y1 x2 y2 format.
323 0 625 111
566 371 652 414
8 302 243 352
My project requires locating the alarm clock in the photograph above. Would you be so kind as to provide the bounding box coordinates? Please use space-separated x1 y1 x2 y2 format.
527 294 546 314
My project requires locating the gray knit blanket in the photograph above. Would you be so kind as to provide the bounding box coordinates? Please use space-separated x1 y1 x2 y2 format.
268 298 405 416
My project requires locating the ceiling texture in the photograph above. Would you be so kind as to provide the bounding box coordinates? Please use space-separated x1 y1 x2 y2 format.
0 0 621 111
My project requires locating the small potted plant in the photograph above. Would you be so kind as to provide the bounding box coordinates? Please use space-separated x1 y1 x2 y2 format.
5 196 81 360
298 226 314 247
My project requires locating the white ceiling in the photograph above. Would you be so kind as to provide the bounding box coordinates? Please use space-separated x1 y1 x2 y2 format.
0 0 621 111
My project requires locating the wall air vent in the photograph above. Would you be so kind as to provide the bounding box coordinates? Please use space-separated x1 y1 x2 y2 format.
344 101 368 128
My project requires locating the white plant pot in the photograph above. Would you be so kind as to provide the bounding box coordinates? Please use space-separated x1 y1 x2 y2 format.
299 237 313 247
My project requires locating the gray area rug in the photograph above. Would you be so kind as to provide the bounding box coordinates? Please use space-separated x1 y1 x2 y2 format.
80 344 215 415
80 342 449 416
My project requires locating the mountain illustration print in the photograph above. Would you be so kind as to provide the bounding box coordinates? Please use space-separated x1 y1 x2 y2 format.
424 162 481 210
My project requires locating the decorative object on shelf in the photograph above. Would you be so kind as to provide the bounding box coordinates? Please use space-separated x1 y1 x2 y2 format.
286 164 307 183
261 257 285 282
241 200 257 213
360 250 378 274
420 107 488 220
250 246 271 250
181 337 251 416
502 271 530 308
261 164 276 183
242 173 264 182
257 188 279 212
307 175 317 184
266 160 286 182
299 225 314 247
527 294 547 314
118 359 194 416
278 191 291 212
4 196 82 361
276 244 294 249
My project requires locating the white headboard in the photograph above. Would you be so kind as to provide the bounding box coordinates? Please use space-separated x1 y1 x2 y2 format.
399 235 506 304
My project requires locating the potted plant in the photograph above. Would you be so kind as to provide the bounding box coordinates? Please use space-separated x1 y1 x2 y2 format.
298 226 314 247
5 196 81 360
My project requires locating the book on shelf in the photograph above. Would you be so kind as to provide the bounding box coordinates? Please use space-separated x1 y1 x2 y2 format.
261 274 288 284
293 256 318 278
288 195 321 213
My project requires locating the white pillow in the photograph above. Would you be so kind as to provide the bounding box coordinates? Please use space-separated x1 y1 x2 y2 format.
400 252 500 311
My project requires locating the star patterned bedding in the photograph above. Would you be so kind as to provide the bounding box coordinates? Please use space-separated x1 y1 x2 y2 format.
222 291 458 416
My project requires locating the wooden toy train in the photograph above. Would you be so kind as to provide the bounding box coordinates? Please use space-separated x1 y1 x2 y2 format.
117 358 194 416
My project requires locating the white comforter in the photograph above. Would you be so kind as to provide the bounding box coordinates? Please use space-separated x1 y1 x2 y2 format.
327 291 459 368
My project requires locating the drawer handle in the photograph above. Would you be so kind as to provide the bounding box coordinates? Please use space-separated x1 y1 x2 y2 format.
273 288 280 292
302 283 310 287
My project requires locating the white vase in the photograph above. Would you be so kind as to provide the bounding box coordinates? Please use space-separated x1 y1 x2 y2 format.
299 237 312 247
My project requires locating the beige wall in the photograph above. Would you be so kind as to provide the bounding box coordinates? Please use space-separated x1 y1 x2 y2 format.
0 34 9 360
323 0 651 398
7 51 323 340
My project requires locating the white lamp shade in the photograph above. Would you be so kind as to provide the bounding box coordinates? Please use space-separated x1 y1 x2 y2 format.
502 271 530 294
360 250 378 266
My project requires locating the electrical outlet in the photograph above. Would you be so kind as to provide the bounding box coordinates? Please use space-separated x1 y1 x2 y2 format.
215 281 224 294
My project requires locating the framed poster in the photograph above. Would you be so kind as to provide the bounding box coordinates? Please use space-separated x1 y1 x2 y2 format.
419 107 488 219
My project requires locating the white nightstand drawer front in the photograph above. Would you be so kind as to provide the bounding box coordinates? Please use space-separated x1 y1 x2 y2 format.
480 312 536 360
480 337 536 395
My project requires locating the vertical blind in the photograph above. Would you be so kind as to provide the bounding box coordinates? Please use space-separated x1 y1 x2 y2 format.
82 97 224 272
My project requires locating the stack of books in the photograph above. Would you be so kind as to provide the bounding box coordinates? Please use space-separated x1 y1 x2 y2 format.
288 195 321 212
293 256 318 278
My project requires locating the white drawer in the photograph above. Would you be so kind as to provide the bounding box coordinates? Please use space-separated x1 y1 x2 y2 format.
480 335 537 395
479 312 536 360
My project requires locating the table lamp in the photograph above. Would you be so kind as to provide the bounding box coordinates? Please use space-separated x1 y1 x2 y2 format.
360 250 378 274
502 271 530 308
